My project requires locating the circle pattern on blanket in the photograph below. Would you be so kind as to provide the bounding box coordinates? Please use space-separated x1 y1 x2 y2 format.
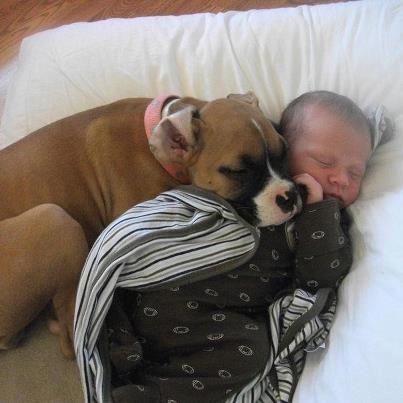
238 345 253 356
245 323 259 330
143 307 158 317
204 288 218 296
212 313 226 321
218 369 232 378
187 301 199 309
192 380 204 390
239 292 250 302
249 263 260 272
307 280 319 288
207 333 224 341
312 230 325 239
173 326 190 334
182 364 195 374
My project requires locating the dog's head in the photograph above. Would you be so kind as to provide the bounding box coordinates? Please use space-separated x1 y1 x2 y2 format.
148 92 302 227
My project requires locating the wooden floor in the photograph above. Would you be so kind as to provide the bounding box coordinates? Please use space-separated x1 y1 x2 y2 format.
0 0 346 121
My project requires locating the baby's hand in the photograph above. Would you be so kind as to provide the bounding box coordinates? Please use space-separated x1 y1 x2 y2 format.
293 173 323 204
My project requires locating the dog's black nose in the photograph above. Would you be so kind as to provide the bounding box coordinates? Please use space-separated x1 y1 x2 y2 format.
276 190 298 213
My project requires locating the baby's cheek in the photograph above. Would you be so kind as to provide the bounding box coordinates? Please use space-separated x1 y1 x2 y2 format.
347 183 362 205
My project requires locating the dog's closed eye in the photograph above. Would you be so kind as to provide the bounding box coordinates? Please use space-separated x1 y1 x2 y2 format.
218 166 249 177
218 154 265 179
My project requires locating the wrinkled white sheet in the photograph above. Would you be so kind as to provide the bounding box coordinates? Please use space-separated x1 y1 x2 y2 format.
1 0 403 401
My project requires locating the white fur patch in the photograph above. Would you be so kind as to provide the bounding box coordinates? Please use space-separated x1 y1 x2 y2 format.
251 118 298 227
253 177 298 227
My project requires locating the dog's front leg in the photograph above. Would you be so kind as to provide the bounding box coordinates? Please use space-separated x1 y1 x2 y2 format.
0 204 88 358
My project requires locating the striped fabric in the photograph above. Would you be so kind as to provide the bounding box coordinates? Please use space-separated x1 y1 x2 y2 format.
227 288 336 403
74 185 336 403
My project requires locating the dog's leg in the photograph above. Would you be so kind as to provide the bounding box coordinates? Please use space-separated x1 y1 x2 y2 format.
0 204 88 358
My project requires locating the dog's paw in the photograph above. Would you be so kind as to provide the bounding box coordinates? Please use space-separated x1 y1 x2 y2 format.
50 288 77 359
47 318 75 359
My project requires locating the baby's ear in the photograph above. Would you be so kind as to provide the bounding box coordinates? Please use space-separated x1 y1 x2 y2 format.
148 105 201 166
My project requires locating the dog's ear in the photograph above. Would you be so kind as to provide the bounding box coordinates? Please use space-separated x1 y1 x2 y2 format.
227 91 259 108
171 97 207 112
149 105 201 166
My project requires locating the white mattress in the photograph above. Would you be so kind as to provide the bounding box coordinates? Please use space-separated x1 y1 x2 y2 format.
1 0 403 402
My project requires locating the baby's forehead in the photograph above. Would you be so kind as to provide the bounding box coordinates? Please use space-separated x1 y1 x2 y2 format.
301 102 372 142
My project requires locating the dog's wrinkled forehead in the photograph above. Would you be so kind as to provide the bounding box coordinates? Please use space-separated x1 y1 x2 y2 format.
183 97 288 205
199 98 285 161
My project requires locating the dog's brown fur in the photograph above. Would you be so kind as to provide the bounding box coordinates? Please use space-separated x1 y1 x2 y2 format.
0 94 297 358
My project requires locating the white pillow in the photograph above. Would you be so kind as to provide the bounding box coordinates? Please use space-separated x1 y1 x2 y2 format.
1 1 403 402
297 189 403 403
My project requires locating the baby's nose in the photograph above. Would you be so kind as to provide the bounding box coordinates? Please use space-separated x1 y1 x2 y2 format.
329 168 349 187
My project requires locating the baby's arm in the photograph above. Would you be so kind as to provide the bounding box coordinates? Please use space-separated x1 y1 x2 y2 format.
292 190 352 293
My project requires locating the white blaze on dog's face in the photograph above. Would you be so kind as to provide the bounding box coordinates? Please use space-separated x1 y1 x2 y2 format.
250 119 301 226
149 93 302 227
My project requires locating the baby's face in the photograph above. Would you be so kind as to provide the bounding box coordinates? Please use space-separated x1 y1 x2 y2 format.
287 105 372 207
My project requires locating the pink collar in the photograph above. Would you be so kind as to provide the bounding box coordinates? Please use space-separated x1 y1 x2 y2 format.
144 95 191 184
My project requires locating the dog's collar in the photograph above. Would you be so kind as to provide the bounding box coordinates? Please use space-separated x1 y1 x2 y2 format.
144 95 191 184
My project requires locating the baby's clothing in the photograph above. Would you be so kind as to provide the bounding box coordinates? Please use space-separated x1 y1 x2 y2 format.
108 197 351 402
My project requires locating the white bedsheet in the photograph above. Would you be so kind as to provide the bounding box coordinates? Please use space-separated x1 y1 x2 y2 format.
1 0 403 401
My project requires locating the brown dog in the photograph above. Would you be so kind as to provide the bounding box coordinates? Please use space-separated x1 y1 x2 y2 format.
0 92 300 358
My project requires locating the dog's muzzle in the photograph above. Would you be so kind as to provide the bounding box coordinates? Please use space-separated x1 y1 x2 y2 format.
253 180 304 227
276 189 300 213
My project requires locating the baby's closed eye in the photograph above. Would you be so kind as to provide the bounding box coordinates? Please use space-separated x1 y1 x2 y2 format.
348 169 364 180
312 156 334 167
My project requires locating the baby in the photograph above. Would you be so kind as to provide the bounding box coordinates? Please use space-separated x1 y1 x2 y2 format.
278 90 373 291
107 91 380 403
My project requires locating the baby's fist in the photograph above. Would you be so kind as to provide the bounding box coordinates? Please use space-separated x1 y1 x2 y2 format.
293 173 323 204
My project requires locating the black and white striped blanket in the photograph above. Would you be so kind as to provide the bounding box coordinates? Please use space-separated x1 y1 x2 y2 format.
74 186 336 403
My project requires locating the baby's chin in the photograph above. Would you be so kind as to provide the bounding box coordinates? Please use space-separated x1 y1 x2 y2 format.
324 194 345 208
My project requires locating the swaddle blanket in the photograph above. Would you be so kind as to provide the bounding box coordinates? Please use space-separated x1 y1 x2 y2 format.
74 185 336 402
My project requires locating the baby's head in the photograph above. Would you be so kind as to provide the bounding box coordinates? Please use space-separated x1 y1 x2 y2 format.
279 91 372 208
